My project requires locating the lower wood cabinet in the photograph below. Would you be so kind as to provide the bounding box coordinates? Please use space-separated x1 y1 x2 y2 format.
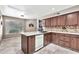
28 36 35 54
76 37 79 50
21 34 35 54
21 35 28 53
52 33 60 44
58 34 70 48
44 33 52 46
70 36 77 50
59 41 70 48
52 33 79 50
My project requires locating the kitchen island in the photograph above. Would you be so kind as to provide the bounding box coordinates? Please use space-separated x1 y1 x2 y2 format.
21 31 51 54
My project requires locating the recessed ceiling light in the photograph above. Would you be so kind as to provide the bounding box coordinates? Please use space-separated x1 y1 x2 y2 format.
52 8 55 10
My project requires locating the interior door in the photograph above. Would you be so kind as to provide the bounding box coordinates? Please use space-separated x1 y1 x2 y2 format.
0 16 2 41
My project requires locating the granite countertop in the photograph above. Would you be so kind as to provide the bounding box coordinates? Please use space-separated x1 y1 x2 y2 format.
48 31 79 36
21 31 79 36
21 31 44 36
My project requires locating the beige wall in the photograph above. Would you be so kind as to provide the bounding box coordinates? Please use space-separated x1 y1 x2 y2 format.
25 20 37 32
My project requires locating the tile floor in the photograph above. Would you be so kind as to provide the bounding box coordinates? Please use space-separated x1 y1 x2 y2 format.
0 36 78 54
34 44 78 54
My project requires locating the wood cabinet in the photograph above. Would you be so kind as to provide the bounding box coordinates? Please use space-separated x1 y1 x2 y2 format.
76 37 79 50
51 17 57 27
21 34 35 54
44 11 79 27
57 15 66 26
61 35 70 48
44 33 52 46
70 35 77 50
28 36 35 54
52 33 70 48
66 12 78 26
52 33 60 44
77 12 79 25
21 35 28 53
45 18 51 27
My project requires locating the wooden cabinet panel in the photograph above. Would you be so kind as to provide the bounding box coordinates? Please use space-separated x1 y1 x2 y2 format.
45 18 51 27
44 33 52 46
59 34 70 48
21 35 35 54
21 35 28 53
63 36 70 42
51 17 57 27
76 37 79 50
57 16 61 26
71 37 77 50
77 12 79 25
59 40 70 48
57 15 66 26
44 35 47 46
28 36 35 54
66 12 78 26
52 33 56 43
52 33 59 44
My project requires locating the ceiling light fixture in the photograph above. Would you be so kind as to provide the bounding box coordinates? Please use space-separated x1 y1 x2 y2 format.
52 8 55 11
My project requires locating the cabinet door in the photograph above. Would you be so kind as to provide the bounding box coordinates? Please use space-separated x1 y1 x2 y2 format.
52 33 59 44
44 34 48 46
28 36 35 54
21 35 28 53
52 33 56 43
45 18 51 27
66 13 78 26
57 16 61 26
77 12 79 25
44 33 51 46
71 37 77 50
76 37 79 50
60 15 66 26
51 17 57 27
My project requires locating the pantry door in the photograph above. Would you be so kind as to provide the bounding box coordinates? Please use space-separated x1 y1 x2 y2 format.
0 16 3 41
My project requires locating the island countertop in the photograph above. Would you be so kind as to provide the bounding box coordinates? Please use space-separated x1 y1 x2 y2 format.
21 31 51 36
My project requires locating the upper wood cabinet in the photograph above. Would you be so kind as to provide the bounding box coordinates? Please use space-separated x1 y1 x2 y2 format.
66 12 78 26
57 15 66 26
51 17 57 27
44 11 79 27
77 12 79 26
45 18 51 27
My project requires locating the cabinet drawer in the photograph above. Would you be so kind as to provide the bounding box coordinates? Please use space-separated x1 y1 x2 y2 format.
59 41 70 48
59 41 65 46
64 42 70 48
64 37 70 42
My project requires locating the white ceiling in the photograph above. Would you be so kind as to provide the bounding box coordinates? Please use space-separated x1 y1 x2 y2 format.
8 5 74 19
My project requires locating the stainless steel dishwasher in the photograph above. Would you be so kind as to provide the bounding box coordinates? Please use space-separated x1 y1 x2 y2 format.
35 34 44 51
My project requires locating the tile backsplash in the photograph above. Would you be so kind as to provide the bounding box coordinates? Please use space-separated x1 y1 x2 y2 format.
43 26 79 33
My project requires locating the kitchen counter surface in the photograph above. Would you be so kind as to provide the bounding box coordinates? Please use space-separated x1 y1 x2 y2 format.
48 31 79 36
21 31 51 36
21 31 79 36
21 31 42 36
